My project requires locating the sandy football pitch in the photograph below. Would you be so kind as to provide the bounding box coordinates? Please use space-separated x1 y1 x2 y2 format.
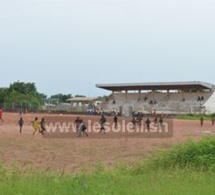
0 112 214 173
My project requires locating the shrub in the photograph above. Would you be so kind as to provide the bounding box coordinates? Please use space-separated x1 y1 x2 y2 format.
131 136 215 174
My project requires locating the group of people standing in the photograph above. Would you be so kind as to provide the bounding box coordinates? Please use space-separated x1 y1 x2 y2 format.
19 117 46 135
131 115 164 130
200 116 215 126
2 104 215 136
74 115 110 136
74 114 119 136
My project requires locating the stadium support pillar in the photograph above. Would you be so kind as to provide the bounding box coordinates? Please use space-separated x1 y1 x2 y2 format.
167 90 170 99
138 90 141 101
126 90 128 100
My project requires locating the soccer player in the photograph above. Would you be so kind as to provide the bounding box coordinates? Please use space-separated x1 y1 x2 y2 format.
113 114 118 128
200 116 204 126
75 117 81 133
40 118 46 135
159 116 163 128
211 116 215 126
0 107 4 122
146 118 151 131
100 115 107 133
78 119 88 137
131 117 136 129
18 117 24 133
154 116 158 126
29 117 41 135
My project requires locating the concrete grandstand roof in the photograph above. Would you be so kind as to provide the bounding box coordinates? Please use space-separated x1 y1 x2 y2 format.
96 81 214 91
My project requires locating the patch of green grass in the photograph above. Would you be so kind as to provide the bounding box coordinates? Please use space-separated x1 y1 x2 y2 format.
0 166 214 195
0 136 215 195
138 136 215 172
176 113 215 120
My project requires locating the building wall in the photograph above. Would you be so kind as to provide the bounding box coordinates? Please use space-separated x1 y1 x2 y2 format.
204 91 215 114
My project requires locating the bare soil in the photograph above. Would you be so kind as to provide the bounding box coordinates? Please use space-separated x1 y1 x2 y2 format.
0 112 214 173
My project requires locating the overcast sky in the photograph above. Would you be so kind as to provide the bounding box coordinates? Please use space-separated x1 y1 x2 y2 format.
0 0 215 97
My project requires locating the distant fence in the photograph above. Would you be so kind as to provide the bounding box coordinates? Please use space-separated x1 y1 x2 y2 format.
2 102 204 115
0 103 100 115
0 103 34 112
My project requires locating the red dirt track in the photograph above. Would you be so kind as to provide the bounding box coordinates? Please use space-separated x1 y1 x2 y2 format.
0 112 214 173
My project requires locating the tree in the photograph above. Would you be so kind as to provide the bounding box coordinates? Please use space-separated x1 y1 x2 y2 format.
8 81 37 95
75 95 86 98
50 94 72 103
2 81 44 110
0 88 9 103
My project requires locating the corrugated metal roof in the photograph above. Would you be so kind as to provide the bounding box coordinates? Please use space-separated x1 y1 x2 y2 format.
96 81 214 91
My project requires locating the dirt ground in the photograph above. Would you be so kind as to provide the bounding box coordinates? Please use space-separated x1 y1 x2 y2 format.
0 112 215 173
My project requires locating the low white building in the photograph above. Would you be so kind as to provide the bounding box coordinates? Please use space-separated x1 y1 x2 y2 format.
67 97 97 107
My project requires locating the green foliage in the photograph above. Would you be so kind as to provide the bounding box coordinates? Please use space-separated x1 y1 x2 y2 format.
75 95 86 98
131 136 215 173
210 113 215 117
0 88 9 102
8 82 37 95
0 81 45 110
177 114 215 120
97 95 108 101
50 94 72 103
0 164 214 195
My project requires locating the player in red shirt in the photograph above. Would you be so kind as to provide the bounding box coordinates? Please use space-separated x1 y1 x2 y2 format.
0 108 4 122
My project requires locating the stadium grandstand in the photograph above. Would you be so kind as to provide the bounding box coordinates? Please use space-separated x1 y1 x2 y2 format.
96 81 215 115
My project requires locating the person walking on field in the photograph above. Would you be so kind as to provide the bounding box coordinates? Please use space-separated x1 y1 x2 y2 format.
113 114 118 128
29 117 41 135
131 117 136 129
75 117 81 133
0 107 4 122
146 118 151 131
200 116 204 126
159 116 163 128
211 116 215 126
78 119 88 137
154 116 158 126
100 115 107 133
40 118 46 135
18 117 24 133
